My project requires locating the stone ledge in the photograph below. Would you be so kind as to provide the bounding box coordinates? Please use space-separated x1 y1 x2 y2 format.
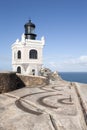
0 72 49 93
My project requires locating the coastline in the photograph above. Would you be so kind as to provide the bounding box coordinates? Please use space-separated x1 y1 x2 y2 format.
59 72 87 84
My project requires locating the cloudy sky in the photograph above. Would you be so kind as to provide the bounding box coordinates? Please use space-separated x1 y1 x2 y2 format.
0 0 87 72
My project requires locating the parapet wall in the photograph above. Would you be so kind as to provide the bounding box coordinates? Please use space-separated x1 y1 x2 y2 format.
0 72 49 93
0 72 17 93
16 73 49 87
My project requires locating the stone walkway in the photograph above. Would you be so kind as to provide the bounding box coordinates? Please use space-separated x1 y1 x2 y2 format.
0 80 87 130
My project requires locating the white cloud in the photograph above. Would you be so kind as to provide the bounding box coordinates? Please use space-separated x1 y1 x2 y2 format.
78 56 87 65
44 55 87 72
79 56 87 61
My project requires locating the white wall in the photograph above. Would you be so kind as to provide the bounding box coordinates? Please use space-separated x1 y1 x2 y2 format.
12 36 45 75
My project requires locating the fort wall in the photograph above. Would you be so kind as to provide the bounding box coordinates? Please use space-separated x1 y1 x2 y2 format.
0 72 49 93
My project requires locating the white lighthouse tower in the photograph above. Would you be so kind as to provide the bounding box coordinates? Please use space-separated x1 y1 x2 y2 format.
12 20 45 75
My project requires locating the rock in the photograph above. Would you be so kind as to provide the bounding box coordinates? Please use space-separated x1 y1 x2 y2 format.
40 68 62 81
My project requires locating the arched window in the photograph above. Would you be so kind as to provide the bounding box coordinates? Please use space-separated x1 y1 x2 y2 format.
17 50 21 59
17 66 21 73
29 49 37 59
32 69 35 75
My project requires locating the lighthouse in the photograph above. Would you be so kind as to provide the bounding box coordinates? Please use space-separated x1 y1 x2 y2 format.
12 20 45 75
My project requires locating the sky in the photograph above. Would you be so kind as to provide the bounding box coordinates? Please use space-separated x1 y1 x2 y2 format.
0 0 87 72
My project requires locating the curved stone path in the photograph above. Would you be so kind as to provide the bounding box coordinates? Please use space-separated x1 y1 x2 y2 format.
0 80 87 130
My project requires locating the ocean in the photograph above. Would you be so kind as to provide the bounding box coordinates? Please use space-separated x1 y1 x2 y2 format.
59 72 87 84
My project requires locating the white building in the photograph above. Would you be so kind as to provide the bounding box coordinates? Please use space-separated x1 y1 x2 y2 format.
12 20 45 75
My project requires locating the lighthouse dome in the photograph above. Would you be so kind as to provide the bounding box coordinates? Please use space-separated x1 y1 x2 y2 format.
24 20 35 28
24 20 37 40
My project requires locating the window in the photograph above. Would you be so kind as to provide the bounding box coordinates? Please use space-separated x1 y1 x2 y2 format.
17 50 21 59
29 49 37 59
17 66 21 73
32 69 35 75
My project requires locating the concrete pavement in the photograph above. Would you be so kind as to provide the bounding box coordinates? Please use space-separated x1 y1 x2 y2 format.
0 80 87 130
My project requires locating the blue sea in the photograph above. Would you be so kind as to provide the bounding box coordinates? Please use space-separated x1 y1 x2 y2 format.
59 72 87 84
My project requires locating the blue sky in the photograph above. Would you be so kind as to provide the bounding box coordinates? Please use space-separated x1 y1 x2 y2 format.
0 0 87 72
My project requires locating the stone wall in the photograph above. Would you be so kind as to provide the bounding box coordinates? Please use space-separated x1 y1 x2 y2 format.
0 72 49 93
16 73 49 88
0 72 17 93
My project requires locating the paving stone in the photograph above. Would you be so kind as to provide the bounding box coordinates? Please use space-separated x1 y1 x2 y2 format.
0 80 87 130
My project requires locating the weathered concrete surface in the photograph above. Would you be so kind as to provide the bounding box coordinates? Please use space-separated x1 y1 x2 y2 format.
0 72 48 93
0 80 87 130
75 82 87 124
0 72 17 93
17 73 49 87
